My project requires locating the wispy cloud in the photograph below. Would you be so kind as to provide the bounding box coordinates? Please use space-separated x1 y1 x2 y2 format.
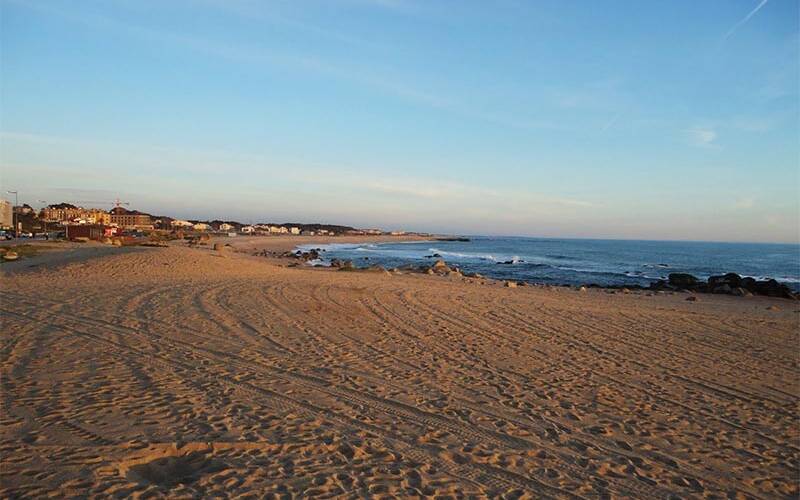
298 172 596 210
686 126 718 148
724 0 769 40
735 197 756 209
2 130 595 212
601 112 623 132
10 0 569 134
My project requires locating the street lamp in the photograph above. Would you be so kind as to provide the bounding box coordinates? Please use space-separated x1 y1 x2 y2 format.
7 190 18 238
38 200 47 238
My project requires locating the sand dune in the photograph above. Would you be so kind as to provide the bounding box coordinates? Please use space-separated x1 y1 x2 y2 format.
1 243 798 498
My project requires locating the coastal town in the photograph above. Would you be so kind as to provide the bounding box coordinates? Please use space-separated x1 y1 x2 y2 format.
0 199 413 241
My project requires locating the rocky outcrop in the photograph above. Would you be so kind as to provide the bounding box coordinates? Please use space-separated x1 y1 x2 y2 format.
331 259 354 270
650 272 796 299
428 259 452 275
668 273 698 288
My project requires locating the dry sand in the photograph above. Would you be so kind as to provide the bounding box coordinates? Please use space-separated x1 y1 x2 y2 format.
1 239 798 498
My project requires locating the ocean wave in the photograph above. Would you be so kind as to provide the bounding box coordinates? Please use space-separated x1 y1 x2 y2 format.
427 248 499 261
354 246 382 252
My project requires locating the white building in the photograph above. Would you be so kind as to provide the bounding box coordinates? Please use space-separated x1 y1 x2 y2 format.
171 219 193 228
290 227 301 235
241 225 255 234
219 223 234 231
193 223 210 231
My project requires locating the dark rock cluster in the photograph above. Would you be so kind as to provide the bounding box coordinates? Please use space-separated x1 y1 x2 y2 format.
281 248 323 261
424 259 462 277
330 259 354 270
649 272 797 299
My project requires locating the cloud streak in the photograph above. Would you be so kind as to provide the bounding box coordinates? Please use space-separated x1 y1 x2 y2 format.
687 126 718 148
724 0 769 40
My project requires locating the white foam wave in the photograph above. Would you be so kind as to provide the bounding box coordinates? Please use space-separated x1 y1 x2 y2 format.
427 248 498 261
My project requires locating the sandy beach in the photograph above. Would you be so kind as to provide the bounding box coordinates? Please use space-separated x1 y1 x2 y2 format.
1 238 798 498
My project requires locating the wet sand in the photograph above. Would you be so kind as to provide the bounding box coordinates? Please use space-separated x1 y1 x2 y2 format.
1 241 798 498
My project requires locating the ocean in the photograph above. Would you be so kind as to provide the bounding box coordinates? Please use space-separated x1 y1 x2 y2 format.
299 236 800 290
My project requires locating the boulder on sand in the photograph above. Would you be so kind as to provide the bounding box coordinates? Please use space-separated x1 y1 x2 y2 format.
731 287 752 297
505 281 517 288
708 273 742 291
753 279 796 299
740 277 756 291
429 259 451 275
712 284 732 295
668 273 698 289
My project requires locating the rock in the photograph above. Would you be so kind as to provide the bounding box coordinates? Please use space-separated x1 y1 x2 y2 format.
426 268 435 275
578 286 587 292
766 305 780 311
740 277 756 291
707 275 723 287
621 288 631 294
685 295 698 302
649 280 674 291
505 281 517 288
754 279 796 299
2 251 18 261
431 259 448 269
712 284 732 295
723 273 742 287
709 273 742 289
669 273 698 288
429 259 451 274
731 287 752 297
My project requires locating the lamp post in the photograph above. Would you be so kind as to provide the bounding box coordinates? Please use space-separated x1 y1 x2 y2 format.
7 190 18 238
38 200 47 238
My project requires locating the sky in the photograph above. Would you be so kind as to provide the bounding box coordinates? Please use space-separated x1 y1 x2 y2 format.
1 0 798 242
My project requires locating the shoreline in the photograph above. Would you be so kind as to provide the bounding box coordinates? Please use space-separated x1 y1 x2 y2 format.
272 237 800 299
3 236 797 299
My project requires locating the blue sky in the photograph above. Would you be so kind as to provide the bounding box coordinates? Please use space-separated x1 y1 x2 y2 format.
1 0 798 242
